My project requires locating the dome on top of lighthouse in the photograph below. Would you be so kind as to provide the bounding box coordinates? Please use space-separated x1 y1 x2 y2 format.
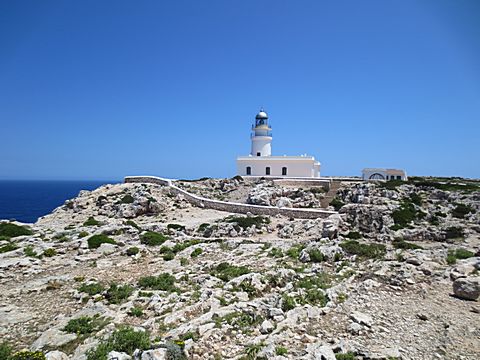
255 109 268 120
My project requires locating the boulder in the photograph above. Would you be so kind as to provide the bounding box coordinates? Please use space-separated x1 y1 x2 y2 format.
453 277 480 300
350 311 373 327
141 348 168 360
45 351 69 360
305 342 336 360
108 351 131 360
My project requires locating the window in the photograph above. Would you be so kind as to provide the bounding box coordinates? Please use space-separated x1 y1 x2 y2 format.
246 167 251 175
265 167 270 175
257 152 261 156
282 167 287 176
397 175 401 180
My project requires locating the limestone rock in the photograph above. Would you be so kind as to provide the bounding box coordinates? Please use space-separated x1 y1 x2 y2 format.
141 348 168 360
108 352 131 360
350 311 373 327
453 277 480 300
45 351 69 360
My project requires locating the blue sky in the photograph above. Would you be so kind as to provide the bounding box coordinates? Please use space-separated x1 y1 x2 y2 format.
0 0 479 180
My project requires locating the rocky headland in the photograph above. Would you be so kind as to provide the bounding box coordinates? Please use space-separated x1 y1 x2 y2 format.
0 176 479 360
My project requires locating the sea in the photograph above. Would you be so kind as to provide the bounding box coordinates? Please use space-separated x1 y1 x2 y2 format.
0 180 119 223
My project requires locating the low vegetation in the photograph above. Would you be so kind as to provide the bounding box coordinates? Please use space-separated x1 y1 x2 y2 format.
87 234 116 249
210 262 251 281
0 222 33 238
451 203 475 219
446 248 475 265
140 231 168 246
86 326 151 360
64 315 108 335
78 282 105 296
340 240 386 259
105 283 134 304
120 194 134 204
138 273 179 292
0 243 18 254
126 246 139 256
392 239 423 250
225 215 270 230
83 217 100 226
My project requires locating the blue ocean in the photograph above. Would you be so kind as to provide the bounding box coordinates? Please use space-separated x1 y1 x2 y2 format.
0 180 119 223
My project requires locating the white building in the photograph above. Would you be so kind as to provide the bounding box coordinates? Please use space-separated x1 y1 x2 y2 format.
236 109 320 177
362 168 407 181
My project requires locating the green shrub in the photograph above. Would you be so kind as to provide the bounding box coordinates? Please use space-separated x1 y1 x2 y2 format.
214 311 262 332
452 203 475 219
0 222 33 238
455 248 475 259
120 194 134 204
391 201 416 228
445 226 464 239
10 351 46 360
340 240 386 259
296 273 331 290
268 247 283 258
140 231 168 246
410 193 422 206
128 306 144 317
330 197 344 211
346 231 362 239
392 240 423 250
281 294 296 312
172 239 201 253
276 346 288 356
297 288 328 307
308 249 325 263
138 273 178 292
64 315 107 335
286 244 305 259
87 234 116 249
162 251 175 261
78 231 89 238
0 343 12 360
447 248 475 265
197 223 210 232
43 248 57 257
0 243 18 254
335 352 356 360
86 326 150 359
125 220 140 229
24 245 37 258
210 262 250 281
126 247 139 256
225 215 270 230
245 343 264 360
190 248 202 258
379 179 405 190
105 283 134 304
167 223 186 231
78 282 105 296
83 217 100 226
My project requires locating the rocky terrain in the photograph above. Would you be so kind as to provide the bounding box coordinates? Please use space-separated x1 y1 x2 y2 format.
0 176 479 360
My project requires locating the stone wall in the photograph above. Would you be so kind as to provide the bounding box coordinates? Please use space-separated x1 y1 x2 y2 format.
124 176 337 219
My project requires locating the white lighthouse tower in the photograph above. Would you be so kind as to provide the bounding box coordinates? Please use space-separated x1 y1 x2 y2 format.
251 109 272 157
236 108 321 177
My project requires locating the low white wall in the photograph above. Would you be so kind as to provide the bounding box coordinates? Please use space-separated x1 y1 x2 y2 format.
124 176 337 219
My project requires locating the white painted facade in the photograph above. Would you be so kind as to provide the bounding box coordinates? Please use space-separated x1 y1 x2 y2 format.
236 109 321 178
362 168 408 181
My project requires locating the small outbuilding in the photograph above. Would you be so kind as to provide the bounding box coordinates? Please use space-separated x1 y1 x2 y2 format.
362 168 408 181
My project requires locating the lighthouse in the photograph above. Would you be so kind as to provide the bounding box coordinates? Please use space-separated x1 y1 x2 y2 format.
236 108 321 178
251 109 272 157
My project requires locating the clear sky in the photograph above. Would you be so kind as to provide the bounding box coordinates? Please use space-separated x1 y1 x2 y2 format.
1 0 479 180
